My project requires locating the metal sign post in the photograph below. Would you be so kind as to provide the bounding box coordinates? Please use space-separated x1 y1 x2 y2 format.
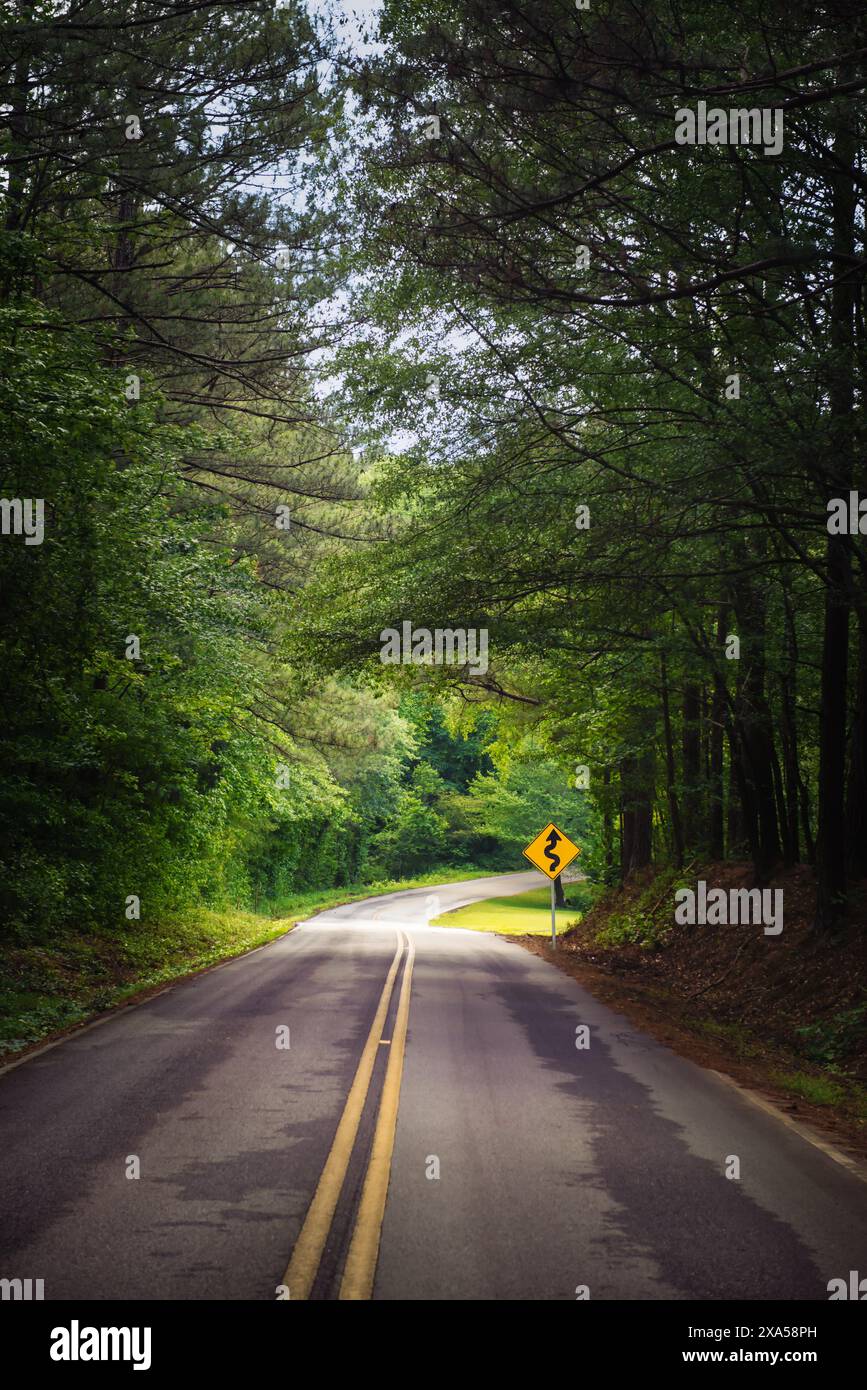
521 821 581 952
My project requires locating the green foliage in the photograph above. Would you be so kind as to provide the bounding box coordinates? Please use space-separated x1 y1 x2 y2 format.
400 693 495 789
9 0 862 1006
0 303 275 932
369 785 449 878
593 868 686 950
0 300 549 939
796 1006 867 1070
457 748 597 868
771 1072 848 1109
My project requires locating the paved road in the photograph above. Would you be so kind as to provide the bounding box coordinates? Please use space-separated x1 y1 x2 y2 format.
1 871 866 1301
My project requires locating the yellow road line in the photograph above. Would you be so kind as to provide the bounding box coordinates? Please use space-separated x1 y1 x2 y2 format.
282 926 405 1300
339 932 416 1301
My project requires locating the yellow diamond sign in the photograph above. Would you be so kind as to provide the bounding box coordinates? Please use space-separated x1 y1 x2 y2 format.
522 822 581 880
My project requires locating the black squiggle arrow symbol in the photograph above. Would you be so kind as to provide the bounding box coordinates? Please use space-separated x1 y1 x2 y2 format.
543 827 562 873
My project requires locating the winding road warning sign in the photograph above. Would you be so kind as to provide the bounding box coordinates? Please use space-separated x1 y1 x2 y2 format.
522 822 581 880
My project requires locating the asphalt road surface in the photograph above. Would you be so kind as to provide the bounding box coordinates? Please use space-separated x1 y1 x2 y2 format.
1 871 866 1301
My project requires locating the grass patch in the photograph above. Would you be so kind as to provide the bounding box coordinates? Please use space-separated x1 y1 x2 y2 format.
795 1005 867 1069
430 883 590 935
592 865 685 949
0 907 289 1057
771 1070 848 1108
690 1017 762 1059
0 865 496 1058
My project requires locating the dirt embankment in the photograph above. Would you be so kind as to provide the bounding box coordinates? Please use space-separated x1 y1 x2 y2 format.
516 862 867 1157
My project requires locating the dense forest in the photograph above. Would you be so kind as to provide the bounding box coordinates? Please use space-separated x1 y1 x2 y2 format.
1 0 866 970
0 0 596 967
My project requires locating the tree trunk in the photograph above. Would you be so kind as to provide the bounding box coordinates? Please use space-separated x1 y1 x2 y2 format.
620 752 654 878
845 605 867 876
681 680 703 854
730 567 782 880
660 653 685 868
778 591 801 865
815 91 856 929
601 765 616 885
2 8 33 302
709 607 727 859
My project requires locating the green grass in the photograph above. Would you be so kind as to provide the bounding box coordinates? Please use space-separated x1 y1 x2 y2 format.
0 907 290 1058
771 1070 849 1108
592 865 686 949
430 884 585 935
690 1018 762 1059
795 1004 867 1068
0 865 496 1058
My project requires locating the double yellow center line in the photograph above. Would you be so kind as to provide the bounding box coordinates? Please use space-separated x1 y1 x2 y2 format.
282 926 415 1301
